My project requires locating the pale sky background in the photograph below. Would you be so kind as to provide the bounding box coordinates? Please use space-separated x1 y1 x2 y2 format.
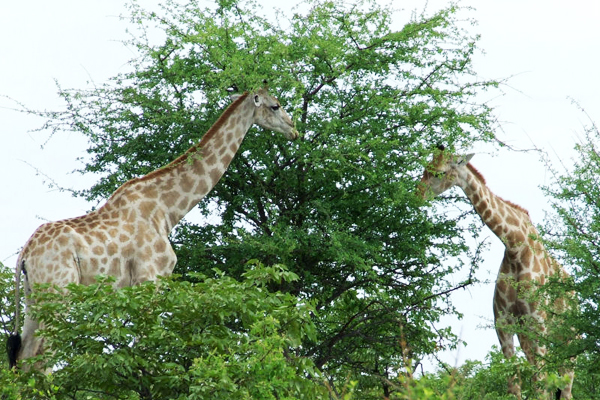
1 0 599 372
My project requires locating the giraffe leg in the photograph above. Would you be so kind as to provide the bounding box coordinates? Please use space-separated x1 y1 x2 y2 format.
495 276 522 400
519 337 575 399
557 366 574 399
518 332 546 399
19 257 81 373
518 328 568 400
557 368 575 399
18 313 47 372
496 326 521 399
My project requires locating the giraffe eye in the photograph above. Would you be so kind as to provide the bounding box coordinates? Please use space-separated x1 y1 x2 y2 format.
271 105 280 111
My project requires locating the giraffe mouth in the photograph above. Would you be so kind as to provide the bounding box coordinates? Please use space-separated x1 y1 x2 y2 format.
286 128 300 140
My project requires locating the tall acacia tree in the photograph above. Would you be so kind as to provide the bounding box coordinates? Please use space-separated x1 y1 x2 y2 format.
26 0 498 396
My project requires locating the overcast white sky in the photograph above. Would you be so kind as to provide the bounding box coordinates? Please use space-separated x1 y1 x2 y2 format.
1 0 599 371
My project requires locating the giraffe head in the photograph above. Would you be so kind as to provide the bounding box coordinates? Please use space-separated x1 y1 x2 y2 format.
419 146 474 199
231 88 299 140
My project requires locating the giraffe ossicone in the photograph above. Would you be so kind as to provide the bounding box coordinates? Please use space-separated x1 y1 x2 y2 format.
7 87 298 370
419 148 574 399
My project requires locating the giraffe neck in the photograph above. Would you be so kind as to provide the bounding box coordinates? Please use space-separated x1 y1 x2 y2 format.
102 93 255 233
459 164 532 249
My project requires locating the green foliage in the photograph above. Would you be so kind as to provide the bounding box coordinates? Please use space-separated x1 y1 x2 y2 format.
19 0 501 396
1 262 18 338
379 347 570 400
539 109 600 397
1 263 324 399
378 349 515 400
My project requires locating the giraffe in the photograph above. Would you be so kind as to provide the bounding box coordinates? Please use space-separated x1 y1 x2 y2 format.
7 87 299 370
419 147 574 399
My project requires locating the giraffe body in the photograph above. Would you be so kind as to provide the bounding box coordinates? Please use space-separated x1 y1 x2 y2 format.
420 149 574 399
8 88 298 369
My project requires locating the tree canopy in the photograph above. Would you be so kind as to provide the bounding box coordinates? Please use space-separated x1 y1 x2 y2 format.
2 0 502 397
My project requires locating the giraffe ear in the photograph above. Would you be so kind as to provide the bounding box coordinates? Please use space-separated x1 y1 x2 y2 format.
455 153 475 166
253 93 263 107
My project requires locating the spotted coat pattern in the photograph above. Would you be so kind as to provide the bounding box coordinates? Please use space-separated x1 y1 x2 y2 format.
10 89 298 369
420 150 573 399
